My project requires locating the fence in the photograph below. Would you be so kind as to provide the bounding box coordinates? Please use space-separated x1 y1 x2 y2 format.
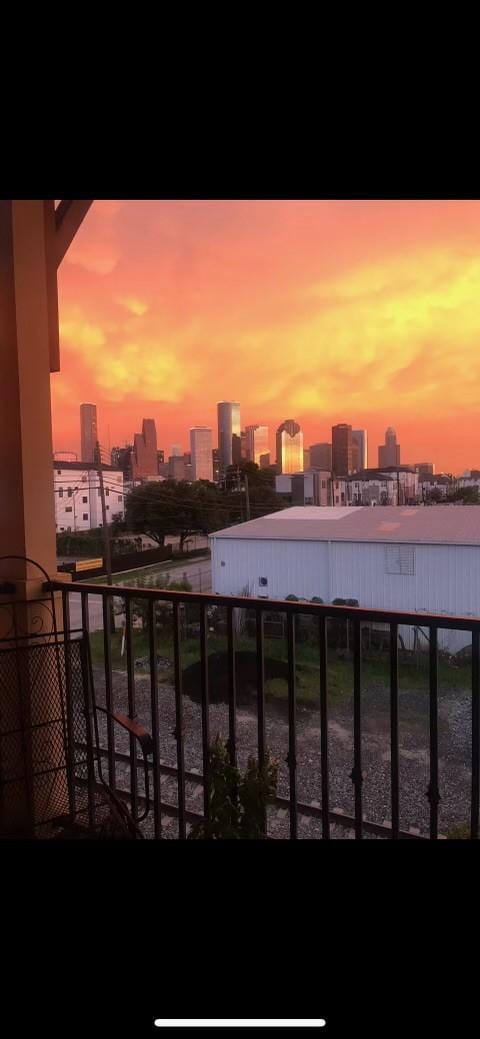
49 580 480 840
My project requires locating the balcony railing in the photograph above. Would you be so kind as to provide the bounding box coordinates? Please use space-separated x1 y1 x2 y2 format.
49 580 480 840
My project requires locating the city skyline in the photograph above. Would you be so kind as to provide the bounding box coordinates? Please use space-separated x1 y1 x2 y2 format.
52 200 480 472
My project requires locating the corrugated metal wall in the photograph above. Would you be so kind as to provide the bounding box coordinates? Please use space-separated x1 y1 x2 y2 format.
210 535 480 652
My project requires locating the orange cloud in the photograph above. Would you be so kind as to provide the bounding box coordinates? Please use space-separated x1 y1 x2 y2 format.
53 200 480 472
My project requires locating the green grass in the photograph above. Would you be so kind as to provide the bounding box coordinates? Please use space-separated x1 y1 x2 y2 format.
87 626 472 707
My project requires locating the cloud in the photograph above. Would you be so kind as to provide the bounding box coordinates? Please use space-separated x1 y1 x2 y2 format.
115 295 149 316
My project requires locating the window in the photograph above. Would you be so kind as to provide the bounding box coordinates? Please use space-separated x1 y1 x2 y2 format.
60 527 64 532
106 505 109 510
83 514 88 521
58 488 63 498
385 545 415 575
118 495 122 502
322 480 326 488
57 469 61 475
68 487 72 497
82 496 88 504
106 488 109 496
259 577 268 587
65 507 72 513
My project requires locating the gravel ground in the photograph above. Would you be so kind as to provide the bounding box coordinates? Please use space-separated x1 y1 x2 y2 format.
82 665 474 840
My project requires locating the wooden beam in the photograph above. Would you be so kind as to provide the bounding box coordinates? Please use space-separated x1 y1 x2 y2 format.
55 199 93 268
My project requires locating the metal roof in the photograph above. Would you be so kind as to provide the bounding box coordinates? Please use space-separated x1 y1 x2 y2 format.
211 505 480 546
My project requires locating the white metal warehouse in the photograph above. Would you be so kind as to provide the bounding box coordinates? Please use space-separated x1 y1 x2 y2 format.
210 505 480 652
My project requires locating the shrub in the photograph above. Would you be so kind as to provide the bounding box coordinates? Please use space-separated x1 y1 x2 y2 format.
188 736 278 839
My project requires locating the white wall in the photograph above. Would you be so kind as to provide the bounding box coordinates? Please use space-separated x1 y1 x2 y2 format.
210 535 480 652
54 467 124 533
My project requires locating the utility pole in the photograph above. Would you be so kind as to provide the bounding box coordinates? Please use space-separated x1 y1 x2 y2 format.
244 471 251 521
95 440 115 633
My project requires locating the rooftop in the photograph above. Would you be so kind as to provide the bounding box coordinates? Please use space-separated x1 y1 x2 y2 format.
211 505 480 546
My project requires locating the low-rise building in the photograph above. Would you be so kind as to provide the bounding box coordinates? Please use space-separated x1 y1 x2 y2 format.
210 504 480 651
53 461 124 532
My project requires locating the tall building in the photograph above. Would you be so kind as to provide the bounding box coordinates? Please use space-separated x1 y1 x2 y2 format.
171 444 182 457
217 401 240 477
378 427 400 468
131 418 158 480
169 455 185 480
80 403 98 463
246 425 270 467
111 444 133 481
190 427 213 482
232 433 242 464
332 424 352 476
352 429 368 472
414 462 435 476
276 420 303 474
309 442 332 470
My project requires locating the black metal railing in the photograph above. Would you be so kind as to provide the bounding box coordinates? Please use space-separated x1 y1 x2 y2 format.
48 580 480 840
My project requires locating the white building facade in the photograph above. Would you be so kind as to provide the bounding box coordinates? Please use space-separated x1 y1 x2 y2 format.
210 505 480 652
53 462 124 533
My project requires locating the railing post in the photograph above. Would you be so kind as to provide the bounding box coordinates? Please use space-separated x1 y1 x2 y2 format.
199 603 210 821
148 600 162 839
318 616 330 839
172 602 186 838
471 630 479 840
286 611 297 839
351 617 363 839
428 626 440 839
390 622 399 839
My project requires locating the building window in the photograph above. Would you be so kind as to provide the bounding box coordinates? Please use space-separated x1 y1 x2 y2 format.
65 506 72 513
118 495 122 502
106 505 109 510
83 514 89 521
82 496 88 504
385 545 415 575
106 488 109 496
57 469 61 475
259 577 268 587
58 488 63 499
60 527 64 532
322 480 326 489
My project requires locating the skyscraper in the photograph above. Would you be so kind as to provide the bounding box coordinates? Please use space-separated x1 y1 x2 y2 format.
190 427 213 481
378 427 400 468
309 442 332 470
80 403 98 463
246 425 269 467
131 419 158 480
352 429 368 472
217 401 240 477
276 420 303 474
332 424 352 476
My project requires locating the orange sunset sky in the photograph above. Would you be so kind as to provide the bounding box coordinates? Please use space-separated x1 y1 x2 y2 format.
53 199 480 474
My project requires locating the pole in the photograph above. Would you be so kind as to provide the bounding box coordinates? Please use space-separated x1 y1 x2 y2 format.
244 472 251 521
95 440 115 633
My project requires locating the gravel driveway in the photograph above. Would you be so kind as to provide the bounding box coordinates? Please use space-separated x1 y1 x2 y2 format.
83 663 474 840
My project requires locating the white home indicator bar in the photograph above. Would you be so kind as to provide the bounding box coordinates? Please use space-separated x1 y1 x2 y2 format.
154 1022 326 1029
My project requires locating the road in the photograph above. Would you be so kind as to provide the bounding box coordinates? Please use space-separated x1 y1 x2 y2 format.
67 555 212 633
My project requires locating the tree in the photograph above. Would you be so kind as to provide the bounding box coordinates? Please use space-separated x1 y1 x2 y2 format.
125 479 228 552
225 460 275 491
